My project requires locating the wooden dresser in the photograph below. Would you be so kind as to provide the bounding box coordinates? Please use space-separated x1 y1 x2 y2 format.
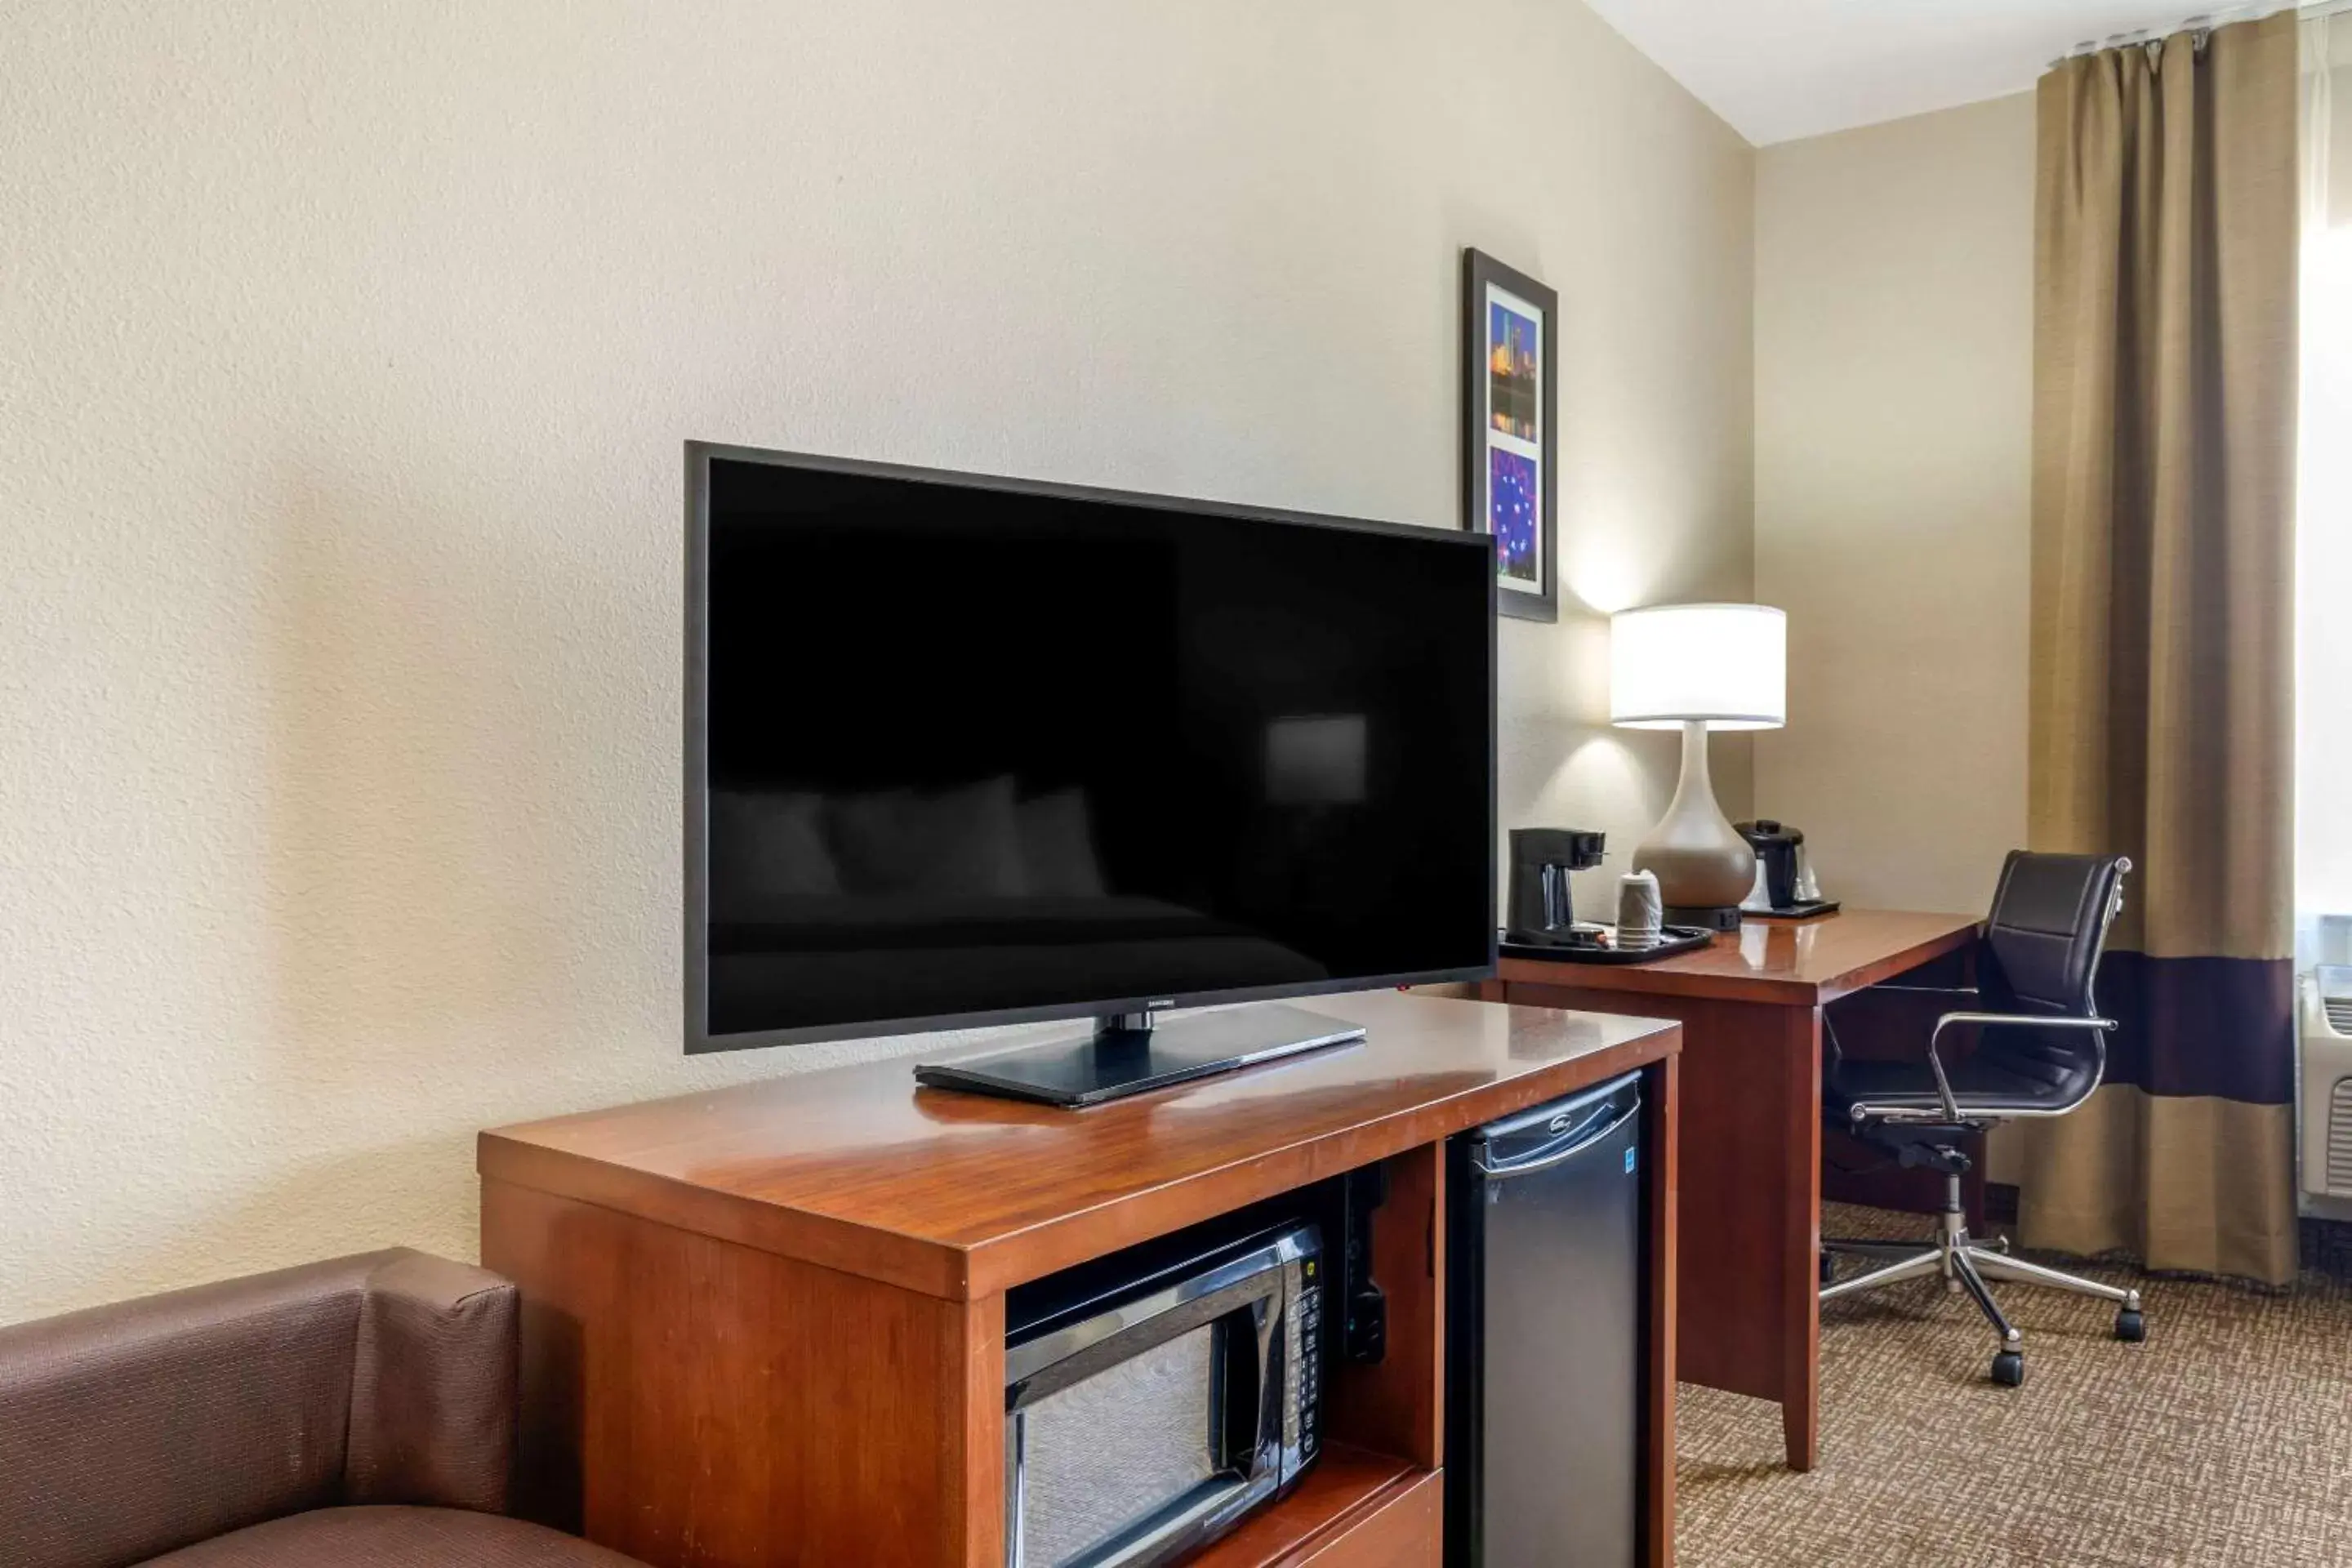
479 988 1681 1568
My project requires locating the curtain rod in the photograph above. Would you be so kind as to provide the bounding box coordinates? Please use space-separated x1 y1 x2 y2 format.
2049 0 2343 66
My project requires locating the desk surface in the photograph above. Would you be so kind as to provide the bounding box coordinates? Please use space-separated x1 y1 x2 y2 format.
1496 908 1980 1007
479 988 1679 1299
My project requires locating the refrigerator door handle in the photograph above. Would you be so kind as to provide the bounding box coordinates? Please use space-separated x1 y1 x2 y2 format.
1472 1101 1641 1179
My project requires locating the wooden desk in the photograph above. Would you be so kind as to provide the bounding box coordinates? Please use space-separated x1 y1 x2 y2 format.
479 991 1682 1568
1481 908 1978 1472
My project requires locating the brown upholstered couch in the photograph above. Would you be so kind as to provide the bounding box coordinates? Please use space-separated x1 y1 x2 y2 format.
0 1250 640 1568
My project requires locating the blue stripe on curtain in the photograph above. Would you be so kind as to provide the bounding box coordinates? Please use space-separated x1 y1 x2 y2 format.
2094 952 2294 1105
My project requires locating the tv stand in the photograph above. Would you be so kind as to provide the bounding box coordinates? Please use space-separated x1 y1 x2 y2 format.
478 989 1682 1568
911 1000 1368 1107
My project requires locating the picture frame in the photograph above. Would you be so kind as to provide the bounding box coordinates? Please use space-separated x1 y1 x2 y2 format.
1461 248 1559 622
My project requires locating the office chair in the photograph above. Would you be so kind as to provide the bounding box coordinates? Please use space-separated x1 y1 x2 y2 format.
1820 850 2138 1388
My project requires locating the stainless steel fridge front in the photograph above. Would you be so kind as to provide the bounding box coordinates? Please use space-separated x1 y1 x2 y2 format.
1446 1071 1645 1568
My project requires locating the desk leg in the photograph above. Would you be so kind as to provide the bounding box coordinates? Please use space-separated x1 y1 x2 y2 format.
1498 984 1822 1472
1777 1005 1822 1472
1677 999 1820 1472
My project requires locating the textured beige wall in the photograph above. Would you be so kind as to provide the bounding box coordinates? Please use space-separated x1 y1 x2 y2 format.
0 0 1753 1323
1752 93 2035 916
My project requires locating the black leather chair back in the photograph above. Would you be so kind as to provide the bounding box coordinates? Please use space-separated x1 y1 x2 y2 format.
1971 851 2127 1103
1979 852 2126 1015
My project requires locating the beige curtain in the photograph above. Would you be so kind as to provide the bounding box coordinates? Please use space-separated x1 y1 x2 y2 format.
2020 13 2301 1285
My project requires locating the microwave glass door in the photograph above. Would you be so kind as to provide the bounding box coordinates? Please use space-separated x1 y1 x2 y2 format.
1016 1320 1228 1566
1004 1226 1313 1568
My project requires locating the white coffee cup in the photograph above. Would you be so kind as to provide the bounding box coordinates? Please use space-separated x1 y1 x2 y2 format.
1616 870 1663 947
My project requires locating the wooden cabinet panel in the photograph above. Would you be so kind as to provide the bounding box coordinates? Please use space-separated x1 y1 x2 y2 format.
1323 1144 1443 1469
483 1179 1004 1566
1283 1470 1441 1567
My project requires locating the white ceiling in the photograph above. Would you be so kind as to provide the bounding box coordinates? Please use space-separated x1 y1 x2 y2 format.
1582 0 2244 145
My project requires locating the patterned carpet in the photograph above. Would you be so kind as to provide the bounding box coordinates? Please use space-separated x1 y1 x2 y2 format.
1677 1205 2352 1567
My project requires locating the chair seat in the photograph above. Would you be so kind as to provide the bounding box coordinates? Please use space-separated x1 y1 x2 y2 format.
143 1508 645 1568
1825 1050 2095 1121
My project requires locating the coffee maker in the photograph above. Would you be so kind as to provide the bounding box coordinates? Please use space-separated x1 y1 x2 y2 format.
1504 827 1607 946
1735 819 1827 913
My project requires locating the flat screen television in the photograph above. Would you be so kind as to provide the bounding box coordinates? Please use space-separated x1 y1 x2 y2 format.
686 442 1496 1092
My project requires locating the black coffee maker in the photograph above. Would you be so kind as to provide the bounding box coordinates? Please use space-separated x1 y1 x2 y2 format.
1736 819 1806 910
1504 827 1607 945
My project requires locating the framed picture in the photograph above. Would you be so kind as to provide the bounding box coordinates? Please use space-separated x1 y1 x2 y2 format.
1461 249 1558 621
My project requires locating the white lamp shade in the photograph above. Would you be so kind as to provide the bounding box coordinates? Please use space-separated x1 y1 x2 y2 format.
1609 603 1786 730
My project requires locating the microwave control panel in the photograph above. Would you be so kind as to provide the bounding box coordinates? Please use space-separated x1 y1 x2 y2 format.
1289 1250 1322 1474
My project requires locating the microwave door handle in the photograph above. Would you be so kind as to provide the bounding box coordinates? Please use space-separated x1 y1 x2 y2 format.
1038 1292 1286 1568
1201 1298 1283 1533
1209 1294 1280 1490
1240 1294 1281 1477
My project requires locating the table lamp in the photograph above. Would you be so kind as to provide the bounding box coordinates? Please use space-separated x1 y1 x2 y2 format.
1609 603 1787 929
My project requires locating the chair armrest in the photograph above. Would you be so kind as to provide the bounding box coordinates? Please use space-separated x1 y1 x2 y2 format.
345 1250 519 1514
1929 1011 2117 1036
1920 1012 2116 1120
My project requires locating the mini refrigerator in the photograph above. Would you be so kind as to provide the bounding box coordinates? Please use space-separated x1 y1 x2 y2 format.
1446 1071 1645 1568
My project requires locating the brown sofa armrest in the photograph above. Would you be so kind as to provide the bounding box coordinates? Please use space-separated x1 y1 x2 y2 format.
345 1250 519 1513
0 1249 520 1568
0 1252 379 1568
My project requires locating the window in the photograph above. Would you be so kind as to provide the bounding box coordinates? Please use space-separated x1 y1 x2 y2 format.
2298 13 2352 952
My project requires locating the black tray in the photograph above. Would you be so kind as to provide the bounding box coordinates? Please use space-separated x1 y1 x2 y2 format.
1498 924 1714 964
1744 899 1841 920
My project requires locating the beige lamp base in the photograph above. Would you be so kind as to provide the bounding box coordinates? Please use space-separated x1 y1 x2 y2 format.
1632 719 1757 913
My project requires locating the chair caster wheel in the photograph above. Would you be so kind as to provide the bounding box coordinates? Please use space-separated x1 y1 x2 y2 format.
1820 1252 1835 1286
2116 1308 2145 1343
1991 1350 2025 1387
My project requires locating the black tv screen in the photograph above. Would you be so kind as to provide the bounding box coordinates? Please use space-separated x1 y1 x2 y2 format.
685 443 1495 1050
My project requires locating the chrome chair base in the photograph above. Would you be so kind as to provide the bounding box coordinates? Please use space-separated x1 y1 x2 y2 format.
1820 1189 2144 1387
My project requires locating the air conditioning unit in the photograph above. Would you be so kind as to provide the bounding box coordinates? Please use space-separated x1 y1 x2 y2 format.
2301 965 2352 1212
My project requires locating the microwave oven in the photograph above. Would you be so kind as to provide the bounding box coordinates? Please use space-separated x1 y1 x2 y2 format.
1003 1219 1325 1567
